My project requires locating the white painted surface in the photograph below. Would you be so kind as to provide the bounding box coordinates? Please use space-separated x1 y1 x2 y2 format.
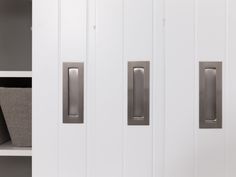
196 0 226 60
86 0 96 176
0 71 32 78
59 0 87 176
33 0 236 177
87 0 123 176
165 0 195 177
0 141 32 157
32 0 59 176
60 0 87 59
195 0 226 177
58 0 160 176
124 0 153 176
227 1 236 177
153 0 165 176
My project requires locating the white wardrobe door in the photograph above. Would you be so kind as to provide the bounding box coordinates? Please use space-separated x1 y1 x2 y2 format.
195 0 226 177
165 0 227 177
59 0 87 176
33 0 59 176
165 0 195 176
124 0 154 176
87 0 124 176
32 0 161 176
87 0 160 176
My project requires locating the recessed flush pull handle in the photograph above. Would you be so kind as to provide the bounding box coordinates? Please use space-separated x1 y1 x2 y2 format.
200 62 222 128
204 68 216 122
68 68 80 117
63 62 84 124
128 61 149 125
133 67 145 119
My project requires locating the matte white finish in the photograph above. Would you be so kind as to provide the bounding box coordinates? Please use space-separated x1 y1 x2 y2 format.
195 0 226 177
86 0 96 176
164 0 228 176
227 1 236 177
60 0 87 60
34 0 236 177
165 0 195 177
0 71 32 78
87 0 123 176
196 0 226 60
0 141 31 157
124 0 153 59
32 0 59 176
124 0 153 176
153 0 165 176
58 0 159 176
59 0 87 176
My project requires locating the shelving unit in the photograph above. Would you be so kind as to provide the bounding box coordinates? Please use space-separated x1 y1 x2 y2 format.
0 141 31 157
0 0 32 176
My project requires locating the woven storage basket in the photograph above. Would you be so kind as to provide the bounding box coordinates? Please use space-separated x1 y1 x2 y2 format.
0 88 31 147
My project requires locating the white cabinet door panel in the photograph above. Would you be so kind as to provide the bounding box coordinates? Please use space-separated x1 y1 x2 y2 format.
87 0 124 176
124 0 154 176
33 0 236 177
165 0 195 176
195 0 226 177
60 0 87 59
33 0 59 176
59 0 87 176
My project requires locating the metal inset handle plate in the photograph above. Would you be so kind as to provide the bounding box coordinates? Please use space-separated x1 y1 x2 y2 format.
199 62 222 128
68 68 80 116
128 61 149 125
63 62 84 123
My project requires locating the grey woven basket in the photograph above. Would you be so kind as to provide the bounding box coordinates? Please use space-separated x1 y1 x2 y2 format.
0 107 10 144
0 88 32 147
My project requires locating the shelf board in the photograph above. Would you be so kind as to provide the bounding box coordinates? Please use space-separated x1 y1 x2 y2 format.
0 71 32 78
0 141 32 157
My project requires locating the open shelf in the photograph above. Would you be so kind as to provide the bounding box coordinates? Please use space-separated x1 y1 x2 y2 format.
0 141 32 157
0 71 32 78
0 0 32 176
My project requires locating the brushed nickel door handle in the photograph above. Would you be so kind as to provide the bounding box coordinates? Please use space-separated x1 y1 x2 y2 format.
199 62 222 128
63 62 84 124
128 61 150 125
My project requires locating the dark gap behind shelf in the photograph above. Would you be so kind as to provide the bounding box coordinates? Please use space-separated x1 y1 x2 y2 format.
0 78 31 88
0 157 32 177
0 0 32 71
